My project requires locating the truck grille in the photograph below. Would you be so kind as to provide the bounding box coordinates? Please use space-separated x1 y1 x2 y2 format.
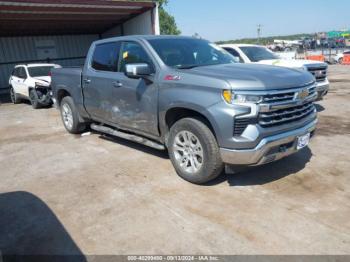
258 102 315 128
232 85 317 136
262 86 316 104
307 66 327 82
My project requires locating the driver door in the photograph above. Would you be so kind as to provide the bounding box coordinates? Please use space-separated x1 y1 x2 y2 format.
110 41 159 137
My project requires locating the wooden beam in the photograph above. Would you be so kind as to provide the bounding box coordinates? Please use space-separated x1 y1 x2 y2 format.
0 13 129 21
0 5 144 14
0 0 155 8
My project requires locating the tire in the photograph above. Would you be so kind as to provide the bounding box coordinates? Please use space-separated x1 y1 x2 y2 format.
339 58 343 65
60 96 86 134
10 86 20 104
168 117 224 184
29 89 40 109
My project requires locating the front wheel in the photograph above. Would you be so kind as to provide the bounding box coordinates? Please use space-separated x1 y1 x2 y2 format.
10 87 20 104
29 89 40 109
339 58 343 64
168 118 224 184
60 96 86 134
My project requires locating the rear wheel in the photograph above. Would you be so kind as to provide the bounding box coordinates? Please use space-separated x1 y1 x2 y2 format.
10 87 20 104
168 118 224 184
60 96 86 134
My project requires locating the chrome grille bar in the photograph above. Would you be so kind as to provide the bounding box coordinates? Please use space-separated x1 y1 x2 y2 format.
259 103 315 127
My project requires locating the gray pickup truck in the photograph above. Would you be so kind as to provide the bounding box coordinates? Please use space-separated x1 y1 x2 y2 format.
51 35 318 184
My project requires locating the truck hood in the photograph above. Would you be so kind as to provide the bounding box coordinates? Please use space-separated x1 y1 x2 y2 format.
256 59 327 69
187 63 314 90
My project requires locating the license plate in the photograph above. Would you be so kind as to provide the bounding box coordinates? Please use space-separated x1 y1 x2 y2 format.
297 133 310 150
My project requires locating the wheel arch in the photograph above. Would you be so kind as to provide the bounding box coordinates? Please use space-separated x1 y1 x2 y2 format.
56 89 72 106
161 105 219 146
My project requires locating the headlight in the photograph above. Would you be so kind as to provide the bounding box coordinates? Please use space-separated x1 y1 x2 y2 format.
223 90 263 104
232 94 263 103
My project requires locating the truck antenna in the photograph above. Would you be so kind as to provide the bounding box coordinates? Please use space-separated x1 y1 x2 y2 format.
257 24 263 44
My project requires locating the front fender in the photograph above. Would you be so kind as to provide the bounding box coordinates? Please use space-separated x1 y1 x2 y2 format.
158 83 224 144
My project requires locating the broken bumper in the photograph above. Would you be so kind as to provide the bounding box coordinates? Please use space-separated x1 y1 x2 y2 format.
315 79 329 100
220 119 317 166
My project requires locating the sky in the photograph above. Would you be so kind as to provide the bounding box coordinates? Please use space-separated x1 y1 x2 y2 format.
165 0 350 42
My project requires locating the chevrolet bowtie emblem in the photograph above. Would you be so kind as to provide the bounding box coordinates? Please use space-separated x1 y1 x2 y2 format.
295 89 309 100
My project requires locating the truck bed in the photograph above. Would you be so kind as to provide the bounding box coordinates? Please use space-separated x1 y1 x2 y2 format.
51 67 83 107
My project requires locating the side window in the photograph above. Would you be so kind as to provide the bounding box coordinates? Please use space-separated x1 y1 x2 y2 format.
18 67 27 79
119 42 153 72
91 42 120 72
12 68 19 77
224 48 243 63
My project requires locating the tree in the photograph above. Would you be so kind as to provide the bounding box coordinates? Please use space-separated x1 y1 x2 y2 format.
156 0 181 35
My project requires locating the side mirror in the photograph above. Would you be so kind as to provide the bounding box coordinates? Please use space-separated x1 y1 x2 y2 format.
125 63 153 79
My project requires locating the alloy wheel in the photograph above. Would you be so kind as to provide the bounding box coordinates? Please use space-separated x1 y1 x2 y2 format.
173 130 204 174
62 103 74 130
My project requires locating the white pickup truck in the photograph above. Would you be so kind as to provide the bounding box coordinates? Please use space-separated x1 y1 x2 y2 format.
220 44 329 100
9 63 61 108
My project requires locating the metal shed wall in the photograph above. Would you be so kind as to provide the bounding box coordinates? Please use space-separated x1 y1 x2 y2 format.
0 34 99 91
123 9 155 35
101 25 123 39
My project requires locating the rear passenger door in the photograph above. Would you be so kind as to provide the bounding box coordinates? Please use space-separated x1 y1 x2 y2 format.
83 42 121 122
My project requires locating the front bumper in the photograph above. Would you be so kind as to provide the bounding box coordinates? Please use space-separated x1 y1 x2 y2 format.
220 118 317 166
34 85 53 105
315 79 329 100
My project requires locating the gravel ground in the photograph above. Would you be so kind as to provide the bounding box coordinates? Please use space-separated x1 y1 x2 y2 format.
0 65 349 256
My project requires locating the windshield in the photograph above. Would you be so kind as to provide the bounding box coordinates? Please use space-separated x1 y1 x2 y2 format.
240 46 279 62
148 38 236 69
27 66 54 77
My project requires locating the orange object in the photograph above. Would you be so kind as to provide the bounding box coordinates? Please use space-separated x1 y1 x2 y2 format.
342 55 350 65
306 55 325 62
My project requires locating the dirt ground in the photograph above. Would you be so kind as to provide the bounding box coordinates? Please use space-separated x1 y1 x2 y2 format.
0 65 350 256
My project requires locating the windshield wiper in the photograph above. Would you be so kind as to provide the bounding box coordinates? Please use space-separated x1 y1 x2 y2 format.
176 63 223 69
176 64 201 69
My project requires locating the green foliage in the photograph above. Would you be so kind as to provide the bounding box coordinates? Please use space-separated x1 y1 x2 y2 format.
155 0 181 35
216 34 314 45
156 0 168 8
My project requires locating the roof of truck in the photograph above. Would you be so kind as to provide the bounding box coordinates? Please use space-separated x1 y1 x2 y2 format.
220 44 264 48
94 35 205 45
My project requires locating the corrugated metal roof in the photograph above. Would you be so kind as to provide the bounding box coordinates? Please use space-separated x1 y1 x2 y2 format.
0 0 156 36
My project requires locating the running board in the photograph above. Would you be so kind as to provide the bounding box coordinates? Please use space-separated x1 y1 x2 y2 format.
90 123 165 151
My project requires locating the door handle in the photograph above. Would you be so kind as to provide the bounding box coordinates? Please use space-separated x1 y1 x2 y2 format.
83 79 91 84
112 81 123 88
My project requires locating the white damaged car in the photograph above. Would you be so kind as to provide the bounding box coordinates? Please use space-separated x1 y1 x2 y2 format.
9 63 61 108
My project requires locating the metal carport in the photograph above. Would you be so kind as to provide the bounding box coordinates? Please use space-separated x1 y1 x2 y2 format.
0 0 159 92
